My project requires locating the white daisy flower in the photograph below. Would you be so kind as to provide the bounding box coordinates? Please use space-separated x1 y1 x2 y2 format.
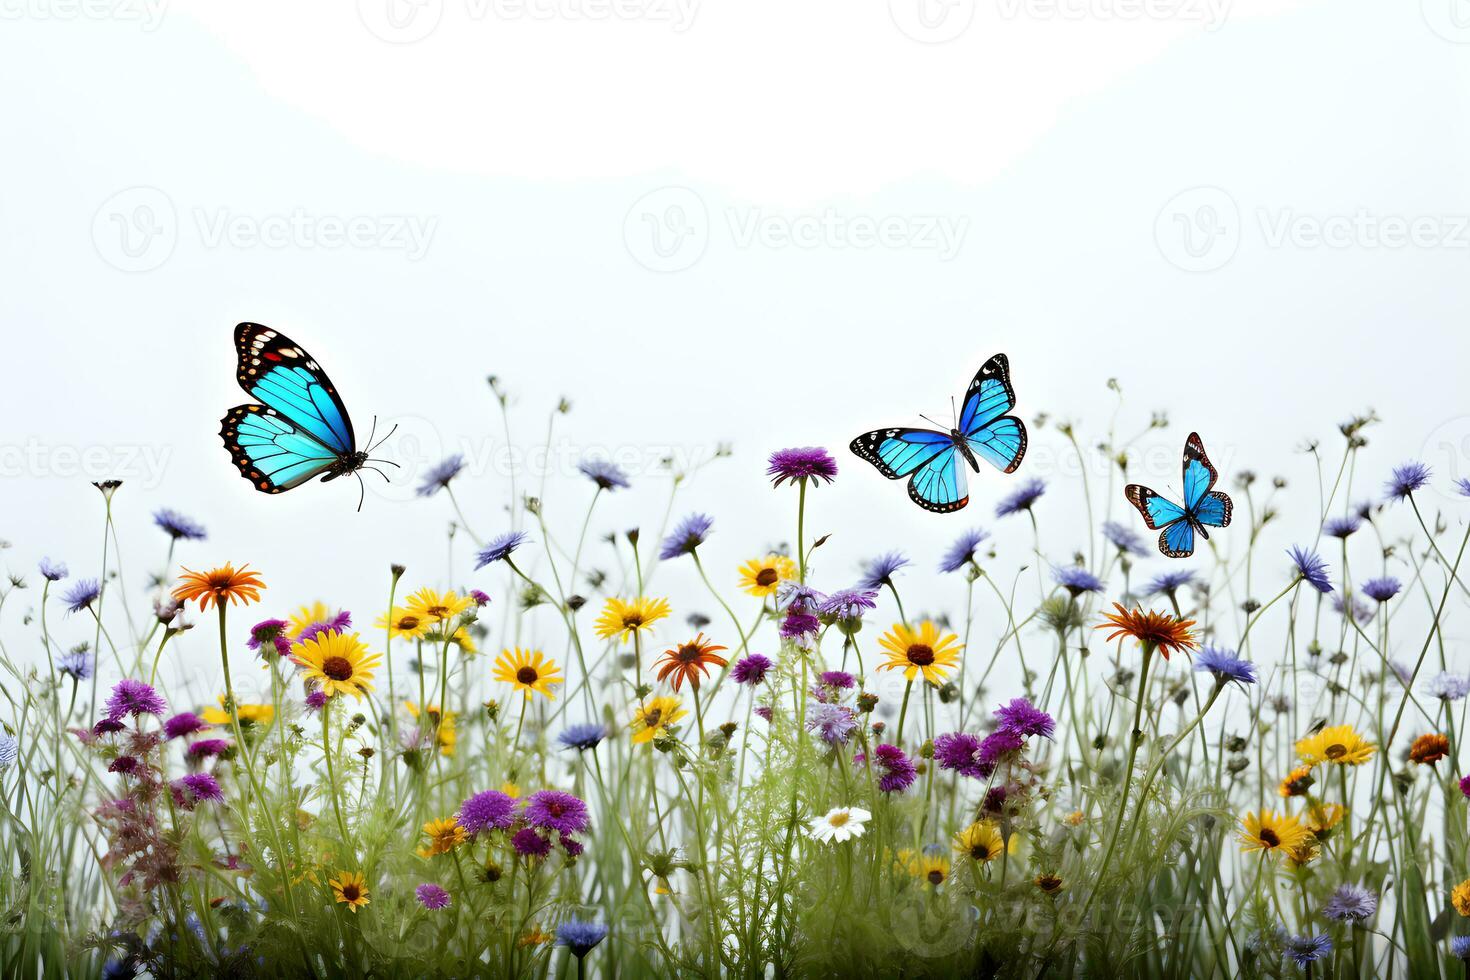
808 806 871 843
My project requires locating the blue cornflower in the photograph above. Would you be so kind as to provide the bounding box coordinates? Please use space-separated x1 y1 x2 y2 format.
152 508 206 541
1287 546 1333 594
818 588 878 632
57 648 94 681
1362 577 1401 602
1322 514 1361 539
0 732 17 770
1102 520 1150 557
938 528 990 573
558 724 606 752
805 703 858 745
1053 565 1104 596
1333 594 1374 625
1280 932 1331 967
556 919 608 958
1457 478 1470 499
1428 672 1470 702
38 557 68 582
659 513 713 560
416 454 465 497
577 458 630 491
995 478 1046 518
858 551 910 590
1321 884 1377 923
1145 569 1196 597
1193 647 1257 688
1452 935 1470 960
475 531 530 568
1385 461 1431 501
62 579 101 614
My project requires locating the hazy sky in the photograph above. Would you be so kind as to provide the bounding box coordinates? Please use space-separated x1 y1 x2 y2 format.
3 0 1469 704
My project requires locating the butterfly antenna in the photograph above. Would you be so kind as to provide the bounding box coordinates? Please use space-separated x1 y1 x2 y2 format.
918 413 946 430
355 472 366 513
368 421 399 453
950 396 958 428
365 457 402 469
362 465 394 483
365 415 379 449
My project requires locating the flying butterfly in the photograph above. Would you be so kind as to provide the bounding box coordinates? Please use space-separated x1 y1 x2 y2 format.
849 354 1028 513
1124 432 1233 558
219 323 396 509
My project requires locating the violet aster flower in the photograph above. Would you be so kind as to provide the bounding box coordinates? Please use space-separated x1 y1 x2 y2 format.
871 743 917 793
163 712 208 740
304 690 327 712
806 703 858 745
246 619 292 658
57 648 94 682
993 698 1055 738
1287 546 1334 594
1102 520 1150 557
659 513 713 560
458 789 516 835
577 457 631 491
557 919 608 958
187 738 231 760
1385 461 1431 501
777 581 826 613
1280 932 1331 967
1322 514 1361 539
469 589 491 606
977 729 1024 768
1145 569 1196 597
818 588 878 629
1460 773 1470 798
858 551 910 590
415 454 465 497
105 679 167 720
62 579 101 615
92 718 126 736
938 528 990 573
38 557 68 582
731 654 773 686
558 724 606 752
1457 478 1470 499
818 670 855 691
108 756 139 775
298 610 352 645
1053 566 1104 596
1362 577 1401 603
1322 884 1377 923
766 447 838 488
416 883 451 910
1453 936 1470 960
512 827 552 857
475 530 530 569
995 478 1046 518
754 705 773 722
522 790 590 835
780 610 820 648
932 731 988 778
153 508 207 541
1193 647 1257 689
172 772 223 808
1429 672 1470 701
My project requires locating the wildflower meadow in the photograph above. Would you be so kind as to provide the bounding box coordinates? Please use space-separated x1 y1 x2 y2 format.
3 383 1470 979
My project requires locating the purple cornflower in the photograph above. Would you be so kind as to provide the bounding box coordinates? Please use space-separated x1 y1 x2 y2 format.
1280 932 1332 967
818 588 878 630
858 551 910 590
475 531 529 568
57 648 94 681
806 704 858 745
1385 461 1431 501
92 718 126 736
1428 673 1470 702
1287 546 1333 593
1193 648 1257 688
558 724 606 752
172 772 224 808
416 883 451 910
247 619 292 658
556 919 608 958
995 478 1045 518
818 670 855 691
304 690 328 712
104 679 167 720
978 729 1024 768
458 790 516 835
731 654 773 686
1145 569 1196 597
1453 936 1470 960
108 756 140 775
871 743 917 793
415 454 465 497
938 528 990 573
577 458 631 491
1102 520 1150 557
1322 884 1377 923
659 514 713 560
62 579 101 615
522 790 590 835
932 731 988 779
780 610 820 649
187 738 230 760
38 557 67 581
1457 478 1470 498
993 698 1055 738
754 705 773 722
298 610 352 645
1460 773 1470 798
1053 566 1104 596
1362 577 1401 602
766 447 838 488
1323 514 1361 539
469 589 491 606
153 509 206 541
163 712 208 740
512 827 552 857
777 581 826 613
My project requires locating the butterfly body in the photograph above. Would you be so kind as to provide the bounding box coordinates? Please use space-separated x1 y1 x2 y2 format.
1124 432 1233 558
850 353 1028 514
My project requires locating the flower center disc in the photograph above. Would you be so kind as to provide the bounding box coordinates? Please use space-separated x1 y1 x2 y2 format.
1259 828 1280 848
322 656 354 681
517 666 539 685
756 568 779 587
907 644 935 666
829 812 849 827
1325 744 1346 760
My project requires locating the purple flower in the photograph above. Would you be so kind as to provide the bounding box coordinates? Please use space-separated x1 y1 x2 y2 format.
995 478 1046 518
766 447 838 488
1428 673 1470 702
163 712 208 740
475 531 529 568
1145 569 1196 597
62 579 101 615
560 834 584 857
416 454 465 497
1102 520 1150 557
1281 932 1332 967
993 698 1055 738
57 648 94 681
416 883 451 910
779 610 820 647
556 919 608 958
731 654 773 686
777 582 826 613
818 589 878 626
1385 461 1431 501
172 772 224 808
153 509 207 541
578 458 631 491
1332 594 1374 625
1287 546 1333 594
1460 773 1470 798
754 706 773 722
458 790 516 835
246 619 292 658
557 724 606 751
304 690 328 712
298 610 352 645
977 729 1024 768
938 528 990 573
805 704 857 745
187 738 231 760
933 731 988 779
871 743 917 793
1193 648 1257 688
512 827 552 857
108 756 140 775
1452 936 1470 960
1323 514 1361 539
469 589 491 606
1053 566 1104 596
38 557 68 582
858 551 910 590
522 790 590 835
1457 478 1470 499
104 679 167 720
659 513 713 560
818 670 855 691
1322 884 1377 923
1362 577 1401 602
92 718 126 736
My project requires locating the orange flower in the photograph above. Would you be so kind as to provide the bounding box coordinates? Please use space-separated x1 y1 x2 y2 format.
655 634 728 692
172 563 265 611
1410 733 1450 766
1094 603 1198 660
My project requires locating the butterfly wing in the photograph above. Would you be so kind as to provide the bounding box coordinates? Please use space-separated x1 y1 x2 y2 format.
1181 432 1233 528
1158 519 1197 559
850 428 969 513
234 323 356 454
958 354 1028 473
908 448 969 513
1125 484 1196 557
220 405 340 494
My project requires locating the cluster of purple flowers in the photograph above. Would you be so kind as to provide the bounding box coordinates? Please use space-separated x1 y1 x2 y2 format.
934 697 1053 780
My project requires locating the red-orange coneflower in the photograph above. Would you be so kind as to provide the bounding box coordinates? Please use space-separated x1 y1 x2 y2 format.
172 563 265 611
655 634 728 692
1094 603 1198 660
1410 733 1450 766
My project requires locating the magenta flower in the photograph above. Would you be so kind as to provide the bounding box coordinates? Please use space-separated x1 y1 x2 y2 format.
416 883 451 910
522 790 590 835
766 447 838 488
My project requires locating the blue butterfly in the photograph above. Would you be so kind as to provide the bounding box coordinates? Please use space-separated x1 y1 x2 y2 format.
849 353 1028 513
219 323 394 508
1124 432 1233 558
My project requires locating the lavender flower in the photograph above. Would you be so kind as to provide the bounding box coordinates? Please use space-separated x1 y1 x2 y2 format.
858 551 910 590
62 579 101 615
557 920 608 958
577 458 631 491
659 514 713 560
938 528 990 573
187 739 231 760
304 691 327 712
458 790 516 835
766 447 838 488
1145 569 1196 597
731 654 773 686
1385 461 1431 501
1287 546 1333 593
104 680 167 720
1428 673 1470 702
475 531 529 568
806 704 858 745
1362 577 1401 602
932 731 988 778
1457 478 1470 499
777 582 826 613
1053 566 1104 596
558 724 606 752
1102 520 1150 557
153 509 207 541
1321 884 1377 923
995 478 1046 518
416 883 451 910
993 698 1055 738
38 557 67 582
415 454 465 497
1453 936 1470 959
818 588 878 630
57 648 94 681
1322 514 1361 539
1332 594 1374 625
171 772 224 808
1280 932 1331 967
1193 647 1257 688
522 790 590 835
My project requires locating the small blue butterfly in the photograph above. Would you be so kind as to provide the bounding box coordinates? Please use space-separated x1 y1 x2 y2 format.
849 354 1028 513
219 323 394 508
1124 432 1233 558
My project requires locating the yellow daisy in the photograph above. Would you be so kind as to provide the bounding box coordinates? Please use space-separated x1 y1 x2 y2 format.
916 854 951 887
492 649 563 700
200 696 275 728
291 630 382 700
288 601 333 638
403 701 457 756
952 821 1013 863
593 596 671 643
1454 879 1470 916
404 587 474 624
329 870 370 911
417 817 468 858
876 621 962 686
501 781 521 799
737 554 797 598
1295 725 1375 767
1238 810 1312 857
1305 802 1344 837
630 696 686 744
519 926 554 947
376 607 430 641
1278 765 1315 798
